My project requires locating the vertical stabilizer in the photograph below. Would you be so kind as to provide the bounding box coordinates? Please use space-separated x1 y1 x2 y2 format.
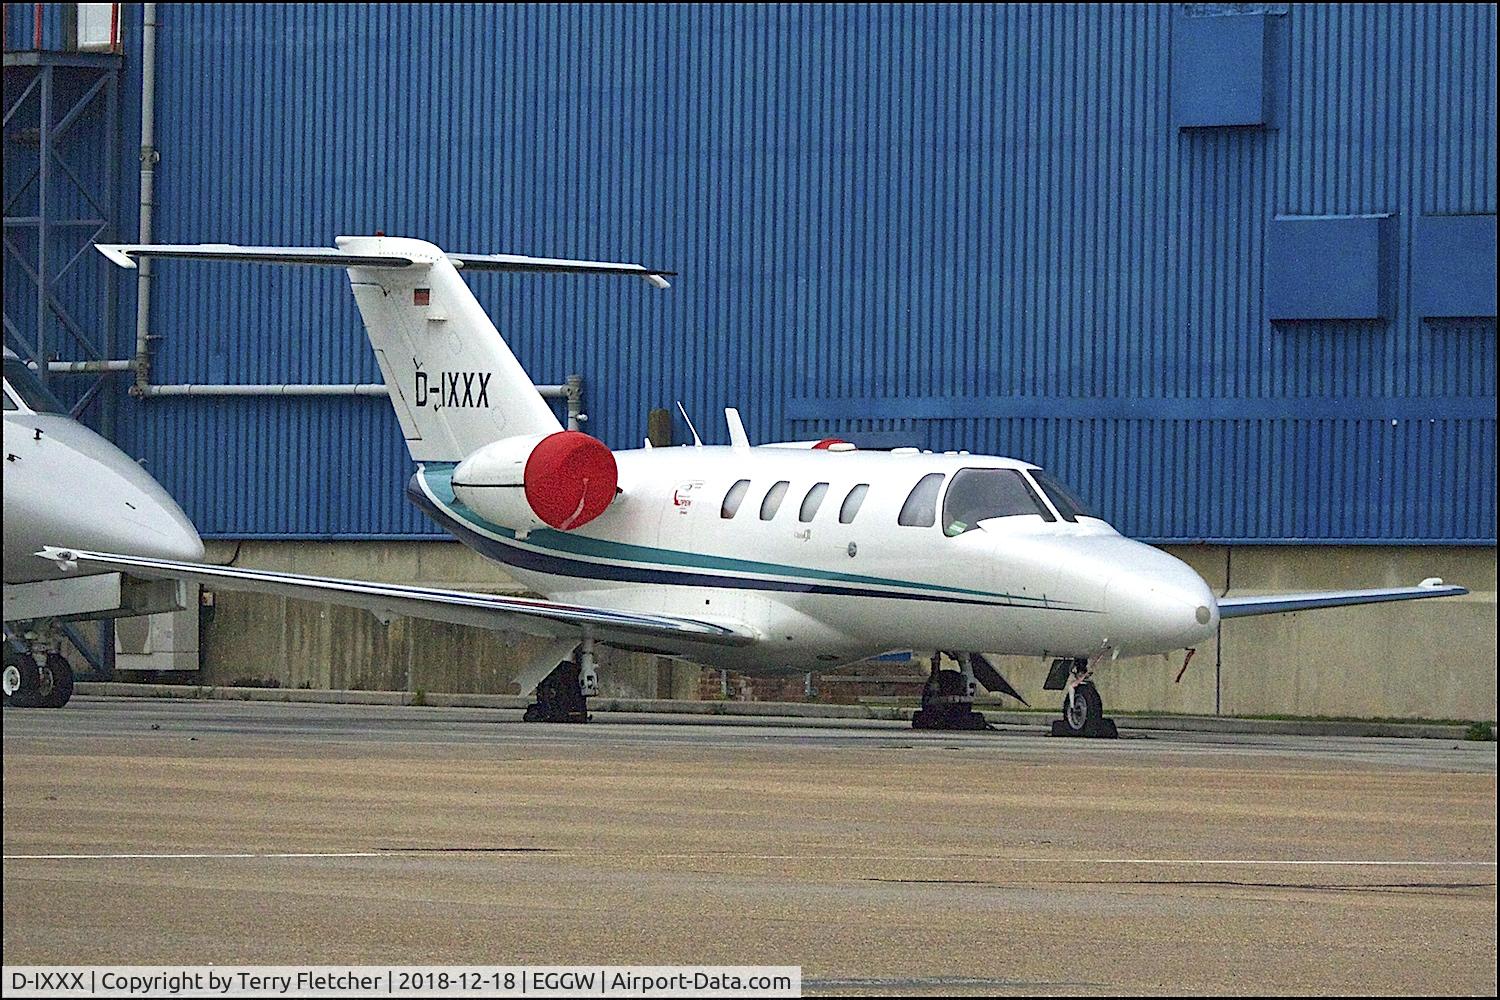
337 236 560 461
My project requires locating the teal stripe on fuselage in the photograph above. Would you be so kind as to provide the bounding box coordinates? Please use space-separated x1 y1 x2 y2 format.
420 464 1068 608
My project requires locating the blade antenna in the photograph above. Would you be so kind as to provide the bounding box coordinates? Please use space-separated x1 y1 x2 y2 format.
676 401 703 447
725 407 751 449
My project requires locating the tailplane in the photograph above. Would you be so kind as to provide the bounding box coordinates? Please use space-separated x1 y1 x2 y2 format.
97 237 673 462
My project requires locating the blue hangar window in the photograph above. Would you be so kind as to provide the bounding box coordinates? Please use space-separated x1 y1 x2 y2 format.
1171 10 1278 129
1266 215 1390 321
1413 214 1498 319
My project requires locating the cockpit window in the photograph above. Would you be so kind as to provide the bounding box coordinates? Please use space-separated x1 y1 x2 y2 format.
942 468 1056 535
2 387 16 411
898 473 945 527
760 480 790 520
721 479 751 518
799 482 829 522
839 484 868 524
2 357 64 414
1030 469 1094 522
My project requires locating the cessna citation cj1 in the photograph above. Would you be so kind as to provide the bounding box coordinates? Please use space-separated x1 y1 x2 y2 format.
46 236 1466 735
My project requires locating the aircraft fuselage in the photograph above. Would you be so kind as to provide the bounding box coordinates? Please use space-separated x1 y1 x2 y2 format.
409 444 1219 674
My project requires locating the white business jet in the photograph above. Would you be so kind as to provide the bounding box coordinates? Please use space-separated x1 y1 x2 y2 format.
47 237 1466 734
4 348 204 707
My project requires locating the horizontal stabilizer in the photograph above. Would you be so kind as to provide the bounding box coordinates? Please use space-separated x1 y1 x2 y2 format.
36 547 755 649
1218 580 1468 619
95 243 416 269
95 241 674 287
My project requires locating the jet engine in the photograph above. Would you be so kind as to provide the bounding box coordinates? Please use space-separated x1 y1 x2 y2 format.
451 430 618 531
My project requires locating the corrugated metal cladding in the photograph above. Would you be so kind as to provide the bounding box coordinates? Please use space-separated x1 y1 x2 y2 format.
10 3 1497 542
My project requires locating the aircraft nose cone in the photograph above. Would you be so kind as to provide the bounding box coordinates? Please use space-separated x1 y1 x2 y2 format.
1104 557 1218 653
31 419 203 563
119 491 206 563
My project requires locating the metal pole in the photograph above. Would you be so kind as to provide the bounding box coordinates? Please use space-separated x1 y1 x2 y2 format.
35 63 50 386
131 2 158 395
565 373 584 430
141 382 390 397
135 381 579 399
102 61 120 439
44 359 134 373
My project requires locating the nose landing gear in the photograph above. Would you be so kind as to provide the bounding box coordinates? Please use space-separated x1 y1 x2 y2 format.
1046 657 1117 738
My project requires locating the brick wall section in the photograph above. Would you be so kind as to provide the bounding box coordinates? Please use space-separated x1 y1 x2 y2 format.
697 658 934 705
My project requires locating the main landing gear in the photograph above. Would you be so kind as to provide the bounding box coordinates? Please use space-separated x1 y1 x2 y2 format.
522 637 598 723
3 627 75 709
1045 657 1117 739
911 651 1029 731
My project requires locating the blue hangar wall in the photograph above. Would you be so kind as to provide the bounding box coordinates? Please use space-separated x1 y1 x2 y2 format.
9 3 1499 543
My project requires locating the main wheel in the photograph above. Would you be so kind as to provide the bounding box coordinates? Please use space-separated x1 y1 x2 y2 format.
921 669 969 705
3 654 41 708
1059 682 1102 737
37 653 74 708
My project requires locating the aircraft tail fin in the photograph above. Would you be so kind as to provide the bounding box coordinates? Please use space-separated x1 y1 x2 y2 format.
97 238 673 462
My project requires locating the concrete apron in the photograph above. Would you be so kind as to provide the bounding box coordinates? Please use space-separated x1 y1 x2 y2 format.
70 682 1484 740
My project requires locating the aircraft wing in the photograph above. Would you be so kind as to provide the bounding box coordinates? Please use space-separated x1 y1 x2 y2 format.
36 547 755 648
1217 580 1469 619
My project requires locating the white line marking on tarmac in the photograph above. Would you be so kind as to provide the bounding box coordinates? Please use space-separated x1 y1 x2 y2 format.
3 851 392 860
3 850 1496 866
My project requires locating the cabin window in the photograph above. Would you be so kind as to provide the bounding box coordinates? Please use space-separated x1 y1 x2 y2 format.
942 468 1056 535
720 479 751 518
760 480 791 520
1030 470 1094 523
2 388 15 411
839 484 869 524
898 473 946 527
799 482 829 522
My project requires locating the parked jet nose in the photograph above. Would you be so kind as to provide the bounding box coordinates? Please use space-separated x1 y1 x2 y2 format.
1103 545 1218 654
6 415 203 583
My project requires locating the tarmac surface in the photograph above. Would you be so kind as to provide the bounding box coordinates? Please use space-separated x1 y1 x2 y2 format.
3 697 1496 994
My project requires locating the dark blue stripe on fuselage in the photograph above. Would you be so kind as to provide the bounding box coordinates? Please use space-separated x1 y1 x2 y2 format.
407 478 1095 612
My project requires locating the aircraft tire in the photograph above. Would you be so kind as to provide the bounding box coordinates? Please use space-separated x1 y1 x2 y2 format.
4 656 42 708
37 654 74 708
1059 682 1102 737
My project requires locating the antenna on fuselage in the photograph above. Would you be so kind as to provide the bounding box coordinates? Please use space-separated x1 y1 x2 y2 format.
725 408 750 449
676 401 703 447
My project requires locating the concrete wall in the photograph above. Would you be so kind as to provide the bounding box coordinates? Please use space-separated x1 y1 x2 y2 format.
188 541 696 700
169 540 1495 722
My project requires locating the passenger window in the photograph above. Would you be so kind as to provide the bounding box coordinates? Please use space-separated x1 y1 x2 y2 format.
1030 470 1094 523
898 473 946 527
720 479 751 518
760 480 790 520
799 482 829 522
839 484 869 524
942 468 1056 535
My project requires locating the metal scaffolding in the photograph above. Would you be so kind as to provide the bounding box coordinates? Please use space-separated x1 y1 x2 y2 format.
3 48 122 435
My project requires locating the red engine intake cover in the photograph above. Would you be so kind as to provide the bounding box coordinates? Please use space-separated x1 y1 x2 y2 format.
523 431 618 530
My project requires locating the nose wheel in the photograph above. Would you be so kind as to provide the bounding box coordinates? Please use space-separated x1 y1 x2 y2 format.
1048 658 1117 738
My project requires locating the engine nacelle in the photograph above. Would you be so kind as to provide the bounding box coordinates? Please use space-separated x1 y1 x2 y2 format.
452 431 618 531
